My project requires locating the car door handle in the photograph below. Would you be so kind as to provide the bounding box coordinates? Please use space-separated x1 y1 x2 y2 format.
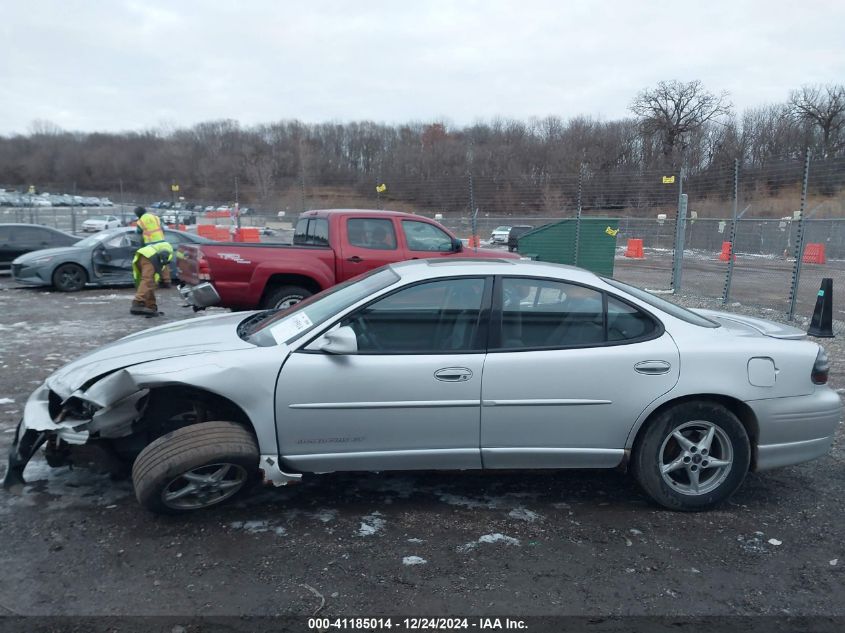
634 361 671 375
434 367 473 382
346 256 363 263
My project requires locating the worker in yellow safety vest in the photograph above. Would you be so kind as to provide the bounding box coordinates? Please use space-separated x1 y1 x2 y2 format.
130 206 174 316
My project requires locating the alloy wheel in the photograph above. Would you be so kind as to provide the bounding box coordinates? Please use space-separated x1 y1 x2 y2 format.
161 462 248 510
659 420 734 496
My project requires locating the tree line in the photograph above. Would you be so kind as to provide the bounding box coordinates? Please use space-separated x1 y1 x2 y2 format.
1 81 842 216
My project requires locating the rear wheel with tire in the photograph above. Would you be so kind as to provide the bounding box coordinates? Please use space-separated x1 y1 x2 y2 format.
132 421 259 514
632 401 750 511
52 263 87 292
261 284 312 310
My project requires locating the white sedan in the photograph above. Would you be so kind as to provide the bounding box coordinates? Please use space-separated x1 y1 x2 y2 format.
81 215 121 232
490 225 512 243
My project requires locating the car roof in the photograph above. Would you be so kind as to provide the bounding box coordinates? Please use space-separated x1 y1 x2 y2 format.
0 223 76 236
388 258 603 285
301 208 425 219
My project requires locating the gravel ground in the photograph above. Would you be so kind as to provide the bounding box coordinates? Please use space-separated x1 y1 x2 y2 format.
0 273 843 622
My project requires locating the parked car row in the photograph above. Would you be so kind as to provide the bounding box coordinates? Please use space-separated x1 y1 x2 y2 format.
0 191 113 207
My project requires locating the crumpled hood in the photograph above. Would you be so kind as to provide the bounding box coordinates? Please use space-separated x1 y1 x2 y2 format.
47 311 256 396
13 246 81 264
691 309 807 339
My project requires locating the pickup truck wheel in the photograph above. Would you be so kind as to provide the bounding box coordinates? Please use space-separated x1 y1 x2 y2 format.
132 421 259 514
262 284 312 310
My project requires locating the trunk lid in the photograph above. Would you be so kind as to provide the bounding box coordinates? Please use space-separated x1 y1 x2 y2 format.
691 309 807 339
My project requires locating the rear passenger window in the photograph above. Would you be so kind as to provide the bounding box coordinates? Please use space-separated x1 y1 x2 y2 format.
607 296 657 341
14 227 47 245
498 278 604 349
293 218 329 246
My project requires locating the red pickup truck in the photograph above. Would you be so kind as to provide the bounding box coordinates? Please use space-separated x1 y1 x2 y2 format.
177 209 519 310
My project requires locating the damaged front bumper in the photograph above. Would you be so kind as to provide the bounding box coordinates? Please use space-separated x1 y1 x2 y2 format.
179 282 221 310
3 420 47 489
3 379 148 489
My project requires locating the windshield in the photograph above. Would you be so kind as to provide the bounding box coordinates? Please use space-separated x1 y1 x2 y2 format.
603 278 720 328
74 231 120 247
245 267 401 346
87 215 109 221
494 226 511 231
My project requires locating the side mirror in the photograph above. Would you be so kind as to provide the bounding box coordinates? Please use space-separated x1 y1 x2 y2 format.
320 325 358 354
451 237 463 252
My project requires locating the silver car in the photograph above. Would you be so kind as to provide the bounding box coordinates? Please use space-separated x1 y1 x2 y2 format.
4 260 841 514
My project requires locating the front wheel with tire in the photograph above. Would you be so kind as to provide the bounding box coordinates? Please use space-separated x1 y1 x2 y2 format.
132 421 259 514
632 401 750 511
261 284 312 310
52 263 87 292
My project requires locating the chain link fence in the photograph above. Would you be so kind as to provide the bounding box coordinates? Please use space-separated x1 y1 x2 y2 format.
3 153 844 329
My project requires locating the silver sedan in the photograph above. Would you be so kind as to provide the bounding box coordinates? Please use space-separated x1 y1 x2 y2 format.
4 259 841 513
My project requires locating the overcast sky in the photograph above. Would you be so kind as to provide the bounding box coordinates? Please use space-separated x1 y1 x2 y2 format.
1 0 843 135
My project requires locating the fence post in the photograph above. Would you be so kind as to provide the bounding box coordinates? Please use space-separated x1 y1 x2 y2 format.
670 169 686 291
788 149 812 320
722 159 740 303
573 163 584 267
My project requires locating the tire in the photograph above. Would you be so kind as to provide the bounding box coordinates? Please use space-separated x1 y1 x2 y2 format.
132 421 259 515
52 263 87 292
261 284 312 310
632 401 750 511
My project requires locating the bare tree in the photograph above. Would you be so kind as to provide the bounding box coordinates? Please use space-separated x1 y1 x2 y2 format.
629 80 732 164
788 84 845 157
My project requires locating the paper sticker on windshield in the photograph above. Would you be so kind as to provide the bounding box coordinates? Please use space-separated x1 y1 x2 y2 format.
269 312 313 344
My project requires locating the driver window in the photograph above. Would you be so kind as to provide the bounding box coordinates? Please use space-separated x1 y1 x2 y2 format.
401 220 453 252
104 233 135 248
341 278 485 354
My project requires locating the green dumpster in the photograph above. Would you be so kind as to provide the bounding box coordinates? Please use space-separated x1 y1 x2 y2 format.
517 218 620 277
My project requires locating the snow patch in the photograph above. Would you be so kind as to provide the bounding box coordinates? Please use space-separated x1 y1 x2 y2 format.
402 556 427 566
458 533 521 552
230 520 286 536
0 398 14 404
358 512 386 537
311 508 338 523
508 508 541 522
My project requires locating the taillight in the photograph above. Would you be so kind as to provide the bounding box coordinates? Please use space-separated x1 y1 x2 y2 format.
198 254 211 281
811 346 829 385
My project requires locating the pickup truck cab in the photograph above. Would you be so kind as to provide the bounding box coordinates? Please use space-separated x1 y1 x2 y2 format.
178 209 518 310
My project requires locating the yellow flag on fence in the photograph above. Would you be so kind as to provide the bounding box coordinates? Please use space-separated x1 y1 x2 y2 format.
662 175 675 184
376 183 387 193
605 226 619 237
